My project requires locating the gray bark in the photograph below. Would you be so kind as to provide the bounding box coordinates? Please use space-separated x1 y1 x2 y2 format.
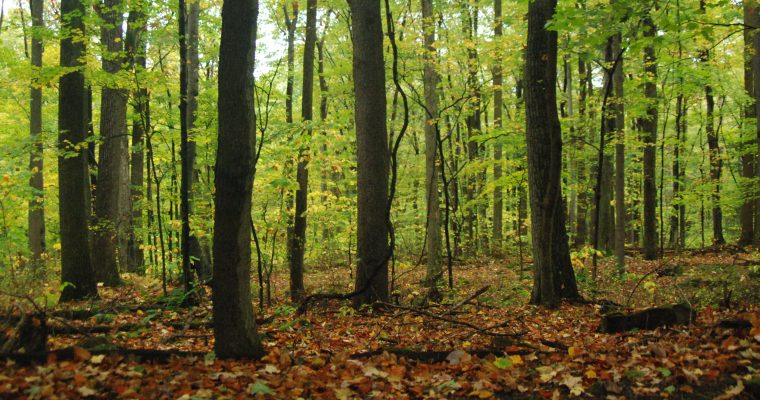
92 0 130 285
351 0 389 306
642 13 658 260
525 0 579 307
422 0 441 288
213 0 264 359
58 0 98 302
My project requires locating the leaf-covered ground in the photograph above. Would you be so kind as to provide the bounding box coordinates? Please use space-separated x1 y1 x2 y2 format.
1 250 759 399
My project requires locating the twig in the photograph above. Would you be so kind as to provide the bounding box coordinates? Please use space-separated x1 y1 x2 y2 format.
377 301 518 338
444 286 490 315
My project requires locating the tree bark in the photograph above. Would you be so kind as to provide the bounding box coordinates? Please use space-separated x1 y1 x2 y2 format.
351 0 389 307
92 0 130 285
491 0 503 253
288 0 317 301
422 0 442 288
699 0 723 246
525 0 579 307
574 58 588 248
214 0 263 359
754 0 760 246
58 0 98 302
741 0 757 246
28 0 45 261
641 13 658 260
612 31 625 275
126 1 148 274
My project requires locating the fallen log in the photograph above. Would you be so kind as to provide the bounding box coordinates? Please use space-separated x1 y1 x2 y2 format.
600 303 695 334
0 347 208 365
46 321 211 335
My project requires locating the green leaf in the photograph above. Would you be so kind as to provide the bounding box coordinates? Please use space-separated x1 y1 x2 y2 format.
494 357 512 369
248 381 275 395
657 367 672 377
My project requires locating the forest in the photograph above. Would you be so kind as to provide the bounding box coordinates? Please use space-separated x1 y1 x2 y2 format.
0 0 759 397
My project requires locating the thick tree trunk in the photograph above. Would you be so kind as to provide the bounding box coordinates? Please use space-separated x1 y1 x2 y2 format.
28 0 45 261
92 0 129 285
351 0 389 307
641 14 658 260
422 0 442 288
58 0 98 302
525 0 578 307
126 3 147 274
288 0 317 301
214 0 263 359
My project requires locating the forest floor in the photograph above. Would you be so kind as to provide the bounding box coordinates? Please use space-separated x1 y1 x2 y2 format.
1 248 759 399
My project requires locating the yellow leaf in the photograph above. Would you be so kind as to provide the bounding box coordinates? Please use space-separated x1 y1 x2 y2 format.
585 369 597 379
510 355 524 365
469 390 493 399
568 346 579 357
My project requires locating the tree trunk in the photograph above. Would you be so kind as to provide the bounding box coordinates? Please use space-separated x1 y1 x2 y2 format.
612 31 625 274
525 0 579 307
214 0 263 359
641 13 658 260
491 0 503 253
699 0 723 246
670 93 684 250
28 0 45 261
126 1 147 274
58 0 98 302
92 0 129 285
574 58 588 248
754 0 760 246
463 3 485 255
351 0 389 307
288 0 317 301
741 0 757 246
179 0 205 297
422 0 441 288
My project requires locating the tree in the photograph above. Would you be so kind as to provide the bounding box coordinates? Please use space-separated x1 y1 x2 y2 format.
740 0 757 246
699 0 723 246
125 0 148 274
525 0 579 307
92 0 130 285
422 0 442 291
611 29 625 274
641 11 658 260
491 0 503 253
351 0 389 307
58 0 98 302
179 0 207 297
754 0 760 246
28 0 45 261
213 0 264 359
287 0 317 301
